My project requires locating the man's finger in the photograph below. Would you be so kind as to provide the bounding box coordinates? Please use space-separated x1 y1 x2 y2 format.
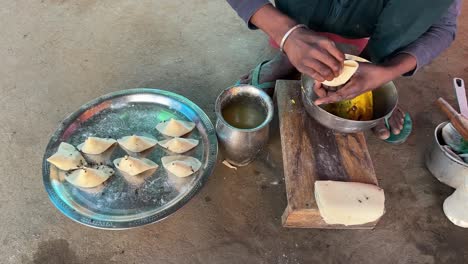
338 80 362 99
303 59 334 81
314 81 359 105
314 91 345 105
320 40 345 64
309 48 342 77
299 66 325 83
313 82 327 97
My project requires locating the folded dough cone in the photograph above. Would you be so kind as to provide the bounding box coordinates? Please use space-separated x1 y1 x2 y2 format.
117 135 158 157
320 54 373 121
322 60 359 87
77 137 117 155
315 180 385 226
156 118 195 137
114 156 159 185
65 165 114 188
158 138 199 154
78 137 117 165
47 142 87 171
161 155 201 178
113 156 159 176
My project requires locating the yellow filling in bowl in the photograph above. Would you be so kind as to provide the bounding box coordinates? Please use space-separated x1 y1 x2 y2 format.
323 91 373 121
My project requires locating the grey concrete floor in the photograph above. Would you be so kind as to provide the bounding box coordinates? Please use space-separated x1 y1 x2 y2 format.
2 0 468 263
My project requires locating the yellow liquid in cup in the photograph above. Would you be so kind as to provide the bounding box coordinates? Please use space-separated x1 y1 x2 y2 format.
222 97 267 129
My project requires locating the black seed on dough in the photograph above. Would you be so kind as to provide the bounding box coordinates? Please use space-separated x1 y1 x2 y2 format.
358 199 362 203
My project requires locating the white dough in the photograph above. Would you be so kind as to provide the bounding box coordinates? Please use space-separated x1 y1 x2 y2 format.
47 142 87 171
315 180 385 226
113 156 159 176
443 176 468 228
77 137 116 155
117 135 157 153
322 58 359 87
158 138 199 154
65 165 114 188
156 118 195 137
161 155 201 178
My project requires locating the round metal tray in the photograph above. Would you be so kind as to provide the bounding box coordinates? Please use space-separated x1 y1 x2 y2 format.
42 88 218 229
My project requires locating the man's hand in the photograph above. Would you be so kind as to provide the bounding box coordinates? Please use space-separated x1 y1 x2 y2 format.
249 4 416 96
249 4 345 83
283 28 345 82
314 63 393 105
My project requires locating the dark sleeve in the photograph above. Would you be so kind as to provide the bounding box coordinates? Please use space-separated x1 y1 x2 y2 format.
397 0 461 76
226 0 271 29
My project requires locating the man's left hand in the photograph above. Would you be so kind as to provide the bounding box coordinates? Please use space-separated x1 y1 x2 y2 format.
314 63 393 105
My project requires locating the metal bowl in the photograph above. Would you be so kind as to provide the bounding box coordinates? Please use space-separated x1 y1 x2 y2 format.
301 74 398 133
425 121 468 188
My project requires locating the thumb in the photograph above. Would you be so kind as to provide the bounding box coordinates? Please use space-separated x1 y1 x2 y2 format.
314 92 344 105
313 82 327 97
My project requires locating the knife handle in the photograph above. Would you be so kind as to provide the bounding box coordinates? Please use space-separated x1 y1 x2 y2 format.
437 97 459 120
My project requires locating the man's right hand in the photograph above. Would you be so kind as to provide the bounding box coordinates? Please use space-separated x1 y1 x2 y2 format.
283 27 345 82
249 4 345 82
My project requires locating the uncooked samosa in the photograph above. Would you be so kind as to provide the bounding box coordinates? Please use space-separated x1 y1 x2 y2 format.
158 138 199 154
117 135 158 157
114 156 159 185
161 155 201 178
64 165 114 188
78 137 117 164
156 118 195 137
113 156 159 177
322 60 359 87
47 142 87 171
78 137 116 155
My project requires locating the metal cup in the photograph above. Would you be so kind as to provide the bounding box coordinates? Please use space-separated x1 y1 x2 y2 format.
215 85 274 166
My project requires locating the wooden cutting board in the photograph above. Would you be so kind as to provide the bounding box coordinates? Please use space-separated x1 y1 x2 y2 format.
276 80 380 229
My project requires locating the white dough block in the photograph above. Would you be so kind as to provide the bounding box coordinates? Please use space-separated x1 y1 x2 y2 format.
315 180 385 226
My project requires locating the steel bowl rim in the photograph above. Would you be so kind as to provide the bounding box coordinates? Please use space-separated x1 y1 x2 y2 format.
435 121 468 167
300 74 399 126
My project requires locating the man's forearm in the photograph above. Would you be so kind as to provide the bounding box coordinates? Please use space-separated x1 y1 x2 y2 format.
249 4 297 45
380 53 418 81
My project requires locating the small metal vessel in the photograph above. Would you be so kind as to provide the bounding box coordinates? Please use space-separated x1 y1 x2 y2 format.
426 121 468 188
215 85 274 166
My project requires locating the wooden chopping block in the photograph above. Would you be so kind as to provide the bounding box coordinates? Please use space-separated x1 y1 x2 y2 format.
276 80 381 229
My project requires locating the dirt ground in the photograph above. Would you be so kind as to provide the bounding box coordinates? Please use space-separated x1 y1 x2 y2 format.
1 0 468 263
